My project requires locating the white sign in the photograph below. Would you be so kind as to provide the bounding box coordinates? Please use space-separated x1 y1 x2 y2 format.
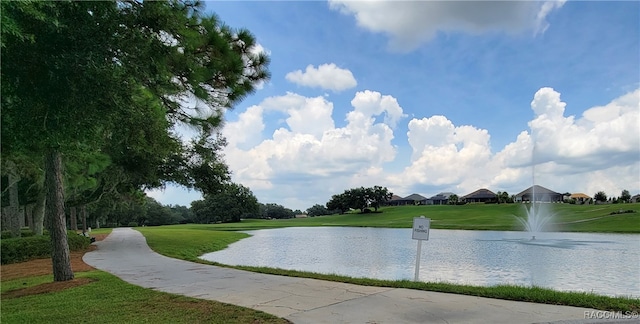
412 216 430 240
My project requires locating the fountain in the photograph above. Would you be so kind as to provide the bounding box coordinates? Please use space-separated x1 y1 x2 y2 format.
514 134 557 242
516 200 555 239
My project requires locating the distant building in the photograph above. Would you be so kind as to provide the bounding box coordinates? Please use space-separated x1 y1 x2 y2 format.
631 194 640 203
570 193 591 204
427 192 456 205
385 195 414 206
461 188 497 203
404 193 428 205
514 185 563 202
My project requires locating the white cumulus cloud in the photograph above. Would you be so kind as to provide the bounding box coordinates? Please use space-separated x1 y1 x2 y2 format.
389 115 493 193
285 63 357 92
390 87 639 200
260 92 336 138
527 87 640 168
351 90 407 128
222 91 404 207
329 0 566 51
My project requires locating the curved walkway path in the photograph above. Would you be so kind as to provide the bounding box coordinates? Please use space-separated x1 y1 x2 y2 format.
84 228 618 324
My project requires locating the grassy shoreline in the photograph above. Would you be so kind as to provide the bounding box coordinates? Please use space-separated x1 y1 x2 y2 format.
136 226 640 313
192 203 640 233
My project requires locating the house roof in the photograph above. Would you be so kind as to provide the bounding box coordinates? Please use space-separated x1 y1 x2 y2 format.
429 192 456 200
570 193 591 199
389 194 412 201
404 193 427 201
515 185 561 197
461 188 496 199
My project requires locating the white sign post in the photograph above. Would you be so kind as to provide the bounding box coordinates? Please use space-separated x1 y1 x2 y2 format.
412 216 430 281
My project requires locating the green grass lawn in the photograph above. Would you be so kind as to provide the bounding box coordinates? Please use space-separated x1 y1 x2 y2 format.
172 203 640 233
1 271 288 324
137 227 249 262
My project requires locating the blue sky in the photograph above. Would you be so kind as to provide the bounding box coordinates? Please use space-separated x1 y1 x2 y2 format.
148 0 640 211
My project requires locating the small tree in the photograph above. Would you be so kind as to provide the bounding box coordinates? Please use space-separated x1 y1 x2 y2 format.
496 191 510 204
261 203 294 219
594 191 607 203
448 194 459 205
191 183 259 223
620 190 631 203
306 204 331 217
368 185 392 211
345 187 369 212
326 193 349 214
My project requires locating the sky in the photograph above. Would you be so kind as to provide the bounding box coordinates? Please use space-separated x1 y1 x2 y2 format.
147 0 640 211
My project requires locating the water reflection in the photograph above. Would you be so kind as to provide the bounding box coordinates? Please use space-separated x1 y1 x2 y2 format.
199 227 639 297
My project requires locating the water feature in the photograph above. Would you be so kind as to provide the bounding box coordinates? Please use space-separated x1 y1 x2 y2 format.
515 130 558 239
200 227 640 297
516 202 554 238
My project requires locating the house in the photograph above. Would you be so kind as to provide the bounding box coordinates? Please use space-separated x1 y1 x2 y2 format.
384 195 414 206
631 194 640 203
514 185 563 202
427 192 456 205
570 193 591 204
404 193 428 205
461 188 496 203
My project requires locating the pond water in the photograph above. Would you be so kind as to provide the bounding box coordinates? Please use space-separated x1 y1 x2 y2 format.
200 227 640 297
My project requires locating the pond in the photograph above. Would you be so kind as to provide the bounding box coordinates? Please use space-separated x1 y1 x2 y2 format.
200 227 640 297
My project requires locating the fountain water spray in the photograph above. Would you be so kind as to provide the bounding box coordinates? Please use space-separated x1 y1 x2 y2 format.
516 201 554 239
516 133 555 239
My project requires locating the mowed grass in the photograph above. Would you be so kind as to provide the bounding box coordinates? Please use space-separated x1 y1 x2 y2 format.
136 227 249 261
0 270 288 324
136 225 640 313
174 203 640 233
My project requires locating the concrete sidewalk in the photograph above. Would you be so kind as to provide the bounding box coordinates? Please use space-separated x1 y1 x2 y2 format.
83 228 627 324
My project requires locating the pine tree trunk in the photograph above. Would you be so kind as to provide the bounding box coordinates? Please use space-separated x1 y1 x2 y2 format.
19 205 25 228
33 189 46 235
81 205 87 232
1 207 8 231
44 149 74 281
7 160 21 237
70 206 77 231
26 204 34 232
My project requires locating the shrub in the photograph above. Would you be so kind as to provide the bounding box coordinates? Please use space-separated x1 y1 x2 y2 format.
1 231 91 264
1 235 50 264
68 232 92 250
0 229 39 239
128 222 139 227
609 210 636 215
